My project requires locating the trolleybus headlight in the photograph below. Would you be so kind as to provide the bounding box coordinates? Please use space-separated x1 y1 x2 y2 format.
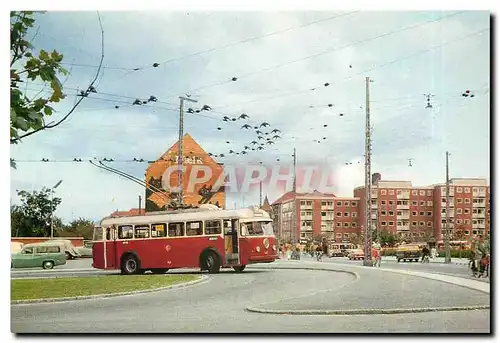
272 245 276 251
256 246 261 253
263 238 270 249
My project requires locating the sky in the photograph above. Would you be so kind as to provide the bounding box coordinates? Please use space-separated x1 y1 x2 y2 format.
9 10 491 223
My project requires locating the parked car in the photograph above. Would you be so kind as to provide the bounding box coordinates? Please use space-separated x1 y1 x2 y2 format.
76 241 93 258
38 240 81 260
11 243 67 269
396 244 421 262
348 249 365 260
11 242 23 254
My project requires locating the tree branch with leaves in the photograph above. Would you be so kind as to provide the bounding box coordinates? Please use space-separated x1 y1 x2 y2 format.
10 11 104 147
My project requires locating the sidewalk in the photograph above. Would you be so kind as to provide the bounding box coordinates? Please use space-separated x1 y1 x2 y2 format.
382 256 469 266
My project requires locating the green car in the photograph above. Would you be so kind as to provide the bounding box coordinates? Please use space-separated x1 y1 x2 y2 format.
11 243 67 269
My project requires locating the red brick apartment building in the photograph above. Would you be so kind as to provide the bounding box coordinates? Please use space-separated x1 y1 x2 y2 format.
354 174 490 244
271 191 360 244
271 174 490 245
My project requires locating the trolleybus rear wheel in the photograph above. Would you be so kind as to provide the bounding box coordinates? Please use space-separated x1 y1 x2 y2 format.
205 251 221 274
121 254 140 275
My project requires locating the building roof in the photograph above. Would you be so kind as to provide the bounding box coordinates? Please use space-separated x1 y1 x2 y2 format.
261 195 272 212
271 190 337 205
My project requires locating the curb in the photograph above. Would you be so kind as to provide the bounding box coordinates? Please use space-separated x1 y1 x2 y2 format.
11 275 209 305
253 266 360 281
246 305 490 316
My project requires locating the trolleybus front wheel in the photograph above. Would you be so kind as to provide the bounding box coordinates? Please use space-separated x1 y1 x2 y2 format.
233 265 246 273
151 268 169 274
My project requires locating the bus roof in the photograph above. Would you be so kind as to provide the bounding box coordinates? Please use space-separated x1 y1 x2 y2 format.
100 207 271 227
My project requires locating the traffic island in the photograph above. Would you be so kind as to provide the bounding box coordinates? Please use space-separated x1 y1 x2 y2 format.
11 274 206 304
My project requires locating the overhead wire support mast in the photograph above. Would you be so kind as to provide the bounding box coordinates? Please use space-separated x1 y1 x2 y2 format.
444 151 452 264
364 76 373 267
178 96 198 205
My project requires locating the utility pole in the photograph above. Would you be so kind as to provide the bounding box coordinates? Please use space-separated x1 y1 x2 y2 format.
178 96 197 205
444 151 451 263
138 195 142 214
259 181 263 207
363 77 373 267
292 148 297 244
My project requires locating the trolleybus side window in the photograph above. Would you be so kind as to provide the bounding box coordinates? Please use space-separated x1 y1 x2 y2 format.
134 225 150 239
151 223 166 237
168 222 185 237
223 220 233 234
186 221 203 236
205 220 222 235
118 225 134 239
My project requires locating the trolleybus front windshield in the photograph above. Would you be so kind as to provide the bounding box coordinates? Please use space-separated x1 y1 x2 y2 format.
241 221 274 236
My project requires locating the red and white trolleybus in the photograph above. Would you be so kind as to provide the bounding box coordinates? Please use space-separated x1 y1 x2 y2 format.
92 205 279 274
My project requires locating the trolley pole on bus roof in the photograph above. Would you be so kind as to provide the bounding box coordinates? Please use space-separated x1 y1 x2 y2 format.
178 96 197 205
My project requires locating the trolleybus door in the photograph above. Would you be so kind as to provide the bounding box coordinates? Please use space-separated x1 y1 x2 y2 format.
105 225 117 269
224 219 240 265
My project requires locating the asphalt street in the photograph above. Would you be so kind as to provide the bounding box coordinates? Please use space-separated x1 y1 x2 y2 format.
11 259 490 333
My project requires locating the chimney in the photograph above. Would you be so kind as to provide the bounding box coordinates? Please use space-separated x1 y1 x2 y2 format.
372 173 381 186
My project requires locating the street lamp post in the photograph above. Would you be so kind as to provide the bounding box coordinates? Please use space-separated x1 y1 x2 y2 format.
50 180 63 239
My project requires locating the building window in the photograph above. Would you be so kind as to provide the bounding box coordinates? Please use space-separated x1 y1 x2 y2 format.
300 201 306 205
420 201 425 206
427 211 432 216
419 190 425 196
336 233 342 238
344 212 350 217
411 221 417 227
419 211 425 216
419 221 425 227
397 221 402 226
412 201 417 206
465 198 471 204
336 212 342 217
473 187 478 193
397 190 402 195
464 209 470 214
336 201 342 206
397 211 402 216
465 230 470 235
381 200 386 205
381 210 387 216
457 187 463 193
464 187 470 193
388 211 394 216
412 190 418 196
344 201 350 207
381 221 387 226
389 190 395 195
456 219 462 224
427 201 433 206
389 201 394 205
351 202 356 207
321 211 326 217
351 222 356 228
336 222 341 227
457 198 463 203
344 222 349 227
457 208 462 214
427 190 432 196
388 221 394 226
352 212 357 217
465 219 471 224
381 190 387 195
427 221 432 227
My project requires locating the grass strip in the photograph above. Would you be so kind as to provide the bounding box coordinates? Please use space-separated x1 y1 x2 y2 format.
11 274 200 301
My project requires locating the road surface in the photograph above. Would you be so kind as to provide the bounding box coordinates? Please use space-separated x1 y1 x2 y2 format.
11 260 490 333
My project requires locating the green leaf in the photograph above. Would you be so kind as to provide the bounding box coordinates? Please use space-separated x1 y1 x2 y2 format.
28 111 42 120
10 108 17 122
43 106 53 116
39 49 49 61
16 117 28 131
24 51 32 58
